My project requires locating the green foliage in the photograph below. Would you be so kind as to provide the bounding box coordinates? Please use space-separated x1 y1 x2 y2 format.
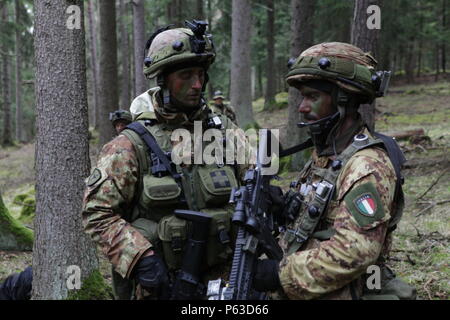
243 121 261 131
66 269 113 300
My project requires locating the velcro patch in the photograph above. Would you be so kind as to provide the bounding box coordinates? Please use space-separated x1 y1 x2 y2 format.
87 168 102 187
344 182 384 228
210 170 231 189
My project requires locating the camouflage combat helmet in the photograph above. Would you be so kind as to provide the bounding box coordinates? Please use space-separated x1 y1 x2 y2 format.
109 109 132 124
286 42 390 104
212 90 225 100
143 20 215 83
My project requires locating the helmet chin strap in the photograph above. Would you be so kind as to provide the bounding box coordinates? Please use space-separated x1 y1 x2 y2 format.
297 88 351 155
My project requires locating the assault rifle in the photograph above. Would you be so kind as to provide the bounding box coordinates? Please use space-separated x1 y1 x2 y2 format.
207 129 283 300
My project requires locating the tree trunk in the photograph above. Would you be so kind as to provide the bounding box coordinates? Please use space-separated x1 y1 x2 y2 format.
442 0 447 74
98 0 119 146
132 0 147 96
119 0 131 109
230 0 254 128
263 0 276 111
1 3 13 147
286 0 316 170
14 0 23 143
351 0 381 132
196 0 204 19
404 41 416 84
33 0 98 299
87 0 100 129
206 0 213 99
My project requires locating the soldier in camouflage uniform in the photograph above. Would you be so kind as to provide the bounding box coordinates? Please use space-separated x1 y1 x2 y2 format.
82 22 251 300
110 109 133 134
210 90 238 125
253 42 415 300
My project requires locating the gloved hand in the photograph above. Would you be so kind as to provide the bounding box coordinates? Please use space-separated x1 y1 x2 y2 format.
133 253 170 298
0 266 32 300
252 259 281 292
267 185 285 215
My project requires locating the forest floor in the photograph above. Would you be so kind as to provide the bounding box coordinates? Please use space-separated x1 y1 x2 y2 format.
0 79 449 300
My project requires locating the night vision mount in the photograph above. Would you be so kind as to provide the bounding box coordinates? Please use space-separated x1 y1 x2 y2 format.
185 20 212 54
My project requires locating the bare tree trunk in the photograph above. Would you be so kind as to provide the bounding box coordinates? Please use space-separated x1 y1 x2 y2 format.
98 0 119 146
1 3 13 147
87 0 100 129
351 0 381 132
230 0 254 128
33 0 98 299
119 0 131 108
435 44 440 82
263 0 276 111
196 0 204 19
442 0 447 74
206 0 213 99
286 0 315 170
404 40 416 84
132 0 147 96
14 0 23 143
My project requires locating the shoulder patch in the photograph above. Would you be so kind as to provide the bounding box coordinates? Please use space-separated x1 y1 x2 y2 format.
87 168 102 187
344 182 385 228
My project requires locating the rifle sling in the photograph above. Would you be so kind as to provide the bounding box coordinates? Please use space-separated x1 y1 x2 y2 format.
279 139 313 158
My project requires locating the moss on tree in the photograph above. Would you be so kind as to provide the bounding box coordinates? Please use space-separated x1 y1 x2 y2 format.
0 192 33 251
66 269 113 300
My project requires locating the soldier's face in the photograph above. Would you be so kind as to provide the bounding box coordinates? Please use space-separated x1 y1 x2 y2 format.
297 85 334 122
214 98 223 105
166 67 205 107
114 120 128 134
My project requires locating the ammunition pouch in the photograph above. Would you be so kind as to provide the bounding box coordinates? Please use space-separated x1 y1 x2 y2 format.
158 207 234 270
195 165 238 208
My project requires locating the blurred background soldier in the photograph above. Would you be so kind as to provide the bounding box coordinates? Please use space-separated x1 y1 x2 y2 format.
210 90 238 125
109 109 132 134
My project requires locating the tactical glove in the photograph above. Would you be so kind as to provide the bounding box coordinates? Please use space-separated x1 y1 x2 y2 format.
252 259 281 292
267 185 285 222
0 266 32 300
133 254 170 298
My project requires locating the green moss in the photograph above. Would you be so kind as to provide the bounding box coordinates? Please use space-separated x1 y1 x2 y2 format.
0 194 34 251
20 198 35 219
243 121 261 131
66 269 113 300
13 194 28 204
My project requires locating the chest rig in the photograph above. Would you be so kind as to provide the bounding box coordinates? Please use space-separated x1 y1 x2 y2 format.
121 114 239 271
283 132 405 256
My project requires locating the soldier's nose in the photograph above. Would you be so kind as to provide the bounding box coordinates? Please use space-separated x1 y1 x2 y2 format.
298 100 310 114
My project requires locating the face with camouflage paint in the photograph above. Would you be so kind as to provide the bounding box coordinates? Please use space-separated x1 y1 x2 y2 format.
297 85 335 122
165 66 205 108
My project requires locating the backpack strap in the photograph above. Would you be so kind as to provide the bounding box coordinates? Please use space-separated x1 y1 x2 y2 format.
372 132 406 231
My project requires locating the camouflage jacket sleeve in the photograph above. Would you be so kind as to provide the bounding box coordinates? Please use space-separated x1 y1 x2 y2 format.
82 135 152 279
279 147 396 299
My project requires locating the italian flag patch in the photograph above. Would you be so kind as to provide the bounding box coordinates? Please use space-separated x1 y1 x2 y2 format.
354 193 377 216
